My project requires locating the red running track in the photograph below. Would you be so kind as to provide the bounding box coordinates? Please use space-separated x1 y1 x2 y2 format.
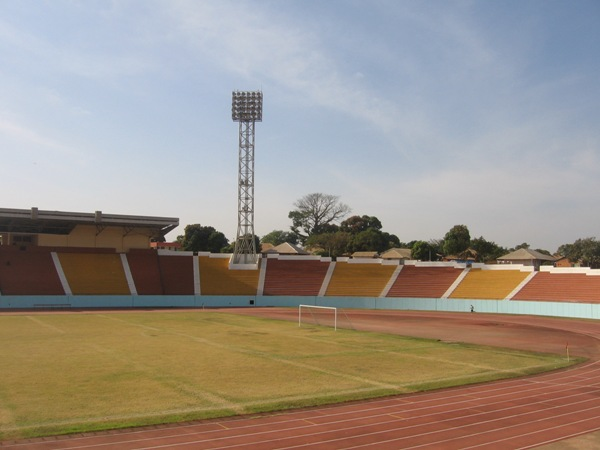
3 309 600 449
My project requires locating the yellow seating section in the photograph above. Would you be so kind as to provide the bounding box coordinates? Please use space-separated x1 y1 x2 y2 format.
198 256 259 295
326 263 396 297
450 268 528 300
58 253 130 295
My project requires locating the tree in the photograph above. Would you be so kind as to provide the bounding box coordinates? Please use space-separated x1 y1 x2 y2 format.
340 215 382 234
348 229 389 253
411 240 434 261
306 231 351 258
178 224 229 253
442 225 470 257
288 193 351 243
429 239 444 259
260 230 298 246
558 237 600 268
470 236 506 263
381 231 401 250
557 242 573 259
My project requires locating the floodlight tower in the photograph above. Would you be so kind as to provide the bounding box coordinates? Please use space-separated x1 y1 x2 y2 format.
231 90 262 265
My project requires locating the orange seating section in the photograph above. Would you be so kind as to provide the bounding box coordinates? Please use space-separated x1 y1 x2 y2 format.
387 265 463 298
199 256 259 295
326 262 396 297
263 259 330 296
512 272 600 303
57 252 130 295
450 269 529 300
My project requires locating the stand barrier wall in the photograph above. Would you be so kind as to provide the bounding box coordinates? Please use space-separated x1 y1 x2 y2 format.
1 295 599 319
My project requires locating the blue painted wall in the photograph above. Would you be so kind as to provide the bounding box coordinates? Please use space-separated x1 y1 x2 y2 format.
1 295 599 319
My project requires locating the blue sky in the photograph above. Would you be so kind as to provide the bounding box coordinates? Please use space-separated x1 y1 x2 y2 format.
1 0 598 252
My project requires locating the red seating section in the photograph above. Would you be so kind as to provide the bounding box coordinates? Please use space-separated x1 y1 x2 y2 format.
387 265 463 298
512 271 600 303
263 259 330 296
157 254 195 295
0 247 64 295
126 249 164 295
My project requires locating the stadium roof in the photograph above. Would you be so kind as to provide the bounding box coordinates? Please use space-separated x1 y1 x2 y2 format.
0 207 179 239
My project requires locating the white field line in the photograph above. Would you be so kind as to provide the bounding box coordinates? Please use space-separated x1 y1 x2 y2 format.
25 315 66 334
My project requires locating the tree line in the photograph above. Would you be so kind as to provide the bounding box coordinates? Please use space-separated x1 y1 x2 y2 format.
174 192 600 267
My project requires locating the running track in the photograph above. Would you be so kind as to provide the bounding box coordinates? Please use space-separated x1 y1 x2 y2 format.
3 309 600 449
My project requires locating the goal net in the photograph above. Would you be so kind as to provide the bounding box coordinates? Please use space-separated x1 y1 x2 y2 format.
298 305 338 330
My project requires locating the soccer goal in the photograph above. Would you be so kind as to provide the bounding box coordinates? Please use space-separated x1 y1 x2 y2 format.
298 305 337 331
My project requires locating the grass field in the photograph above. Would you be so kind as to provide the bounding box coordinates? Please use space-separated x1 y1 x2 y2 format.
0 310 579 440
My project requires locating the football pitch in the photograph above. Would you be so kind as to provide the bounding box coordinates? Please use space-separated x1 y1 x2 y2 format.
0 310 578 440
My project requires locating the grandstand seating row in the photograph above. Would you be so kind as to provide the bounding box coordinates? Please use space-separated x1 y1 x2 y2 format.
1 246 600 303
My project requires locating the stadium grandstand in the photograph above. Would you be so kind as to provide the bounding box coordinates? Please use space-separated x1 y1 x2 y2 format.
0 207 178 252
1 206 599 319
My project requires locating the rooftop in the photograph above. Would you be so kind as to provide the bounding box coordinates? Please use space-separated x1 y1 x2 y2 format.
0 207 179 239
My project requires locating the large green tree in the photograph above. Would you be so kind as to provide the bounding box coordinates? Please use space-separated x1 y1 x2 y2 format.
347 229 388 253
442 224 471 257
341 214 400 253
411 240 435 261
340 215 382 233
177 224 229 253
288 193 351 243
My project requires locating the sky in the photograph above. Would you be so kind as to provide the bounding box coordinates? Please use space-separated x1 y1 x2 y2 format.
1 0 599 252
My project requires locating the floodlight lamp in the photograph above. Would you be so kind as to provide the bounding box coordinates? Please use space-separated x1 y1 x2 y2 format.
231 90 263 122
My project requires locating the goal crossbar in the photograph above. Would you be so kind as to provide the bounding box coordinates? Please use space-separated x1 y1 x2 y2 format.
298 304 337 331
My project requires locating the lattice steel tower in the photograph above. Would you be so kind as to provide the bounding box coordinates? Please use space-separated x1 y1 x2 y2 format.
231 90 262 265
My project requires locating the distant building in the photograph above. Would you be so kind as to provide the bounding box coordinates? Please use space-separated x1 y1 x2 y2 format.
553 256 581 268
443 248 478 264
380 248 412 261
497 248 556 271
260 243 275 254
263 242 309 256
351 251 379 259
150 241 182 251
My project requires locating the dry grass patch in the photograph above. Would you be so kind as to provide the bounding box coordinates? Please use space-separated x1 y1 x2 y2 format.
0 310 579 440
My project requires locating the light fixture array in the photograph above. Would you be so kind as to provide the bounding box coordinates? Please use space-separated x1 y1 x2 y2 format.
232 91 263 122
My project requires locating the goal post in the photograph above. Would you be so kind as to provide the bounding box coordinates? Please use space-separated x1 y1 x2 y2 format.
298 304 337 331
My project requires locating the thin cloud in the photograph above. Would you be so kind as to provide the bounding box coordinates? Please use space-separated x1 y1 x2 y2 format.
164 1 416 140
0 113 79 157
0 14 154 82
